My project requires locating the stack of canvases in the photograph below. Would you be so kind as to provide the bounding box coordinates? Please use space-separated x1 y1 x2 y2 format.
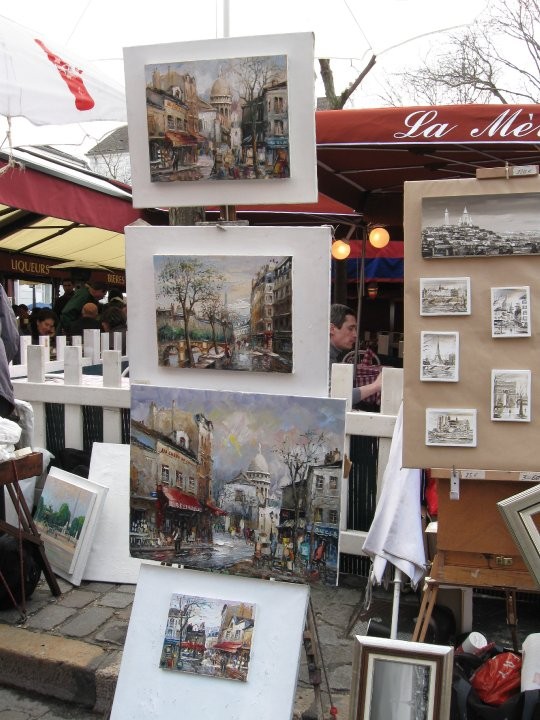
103 31 348 720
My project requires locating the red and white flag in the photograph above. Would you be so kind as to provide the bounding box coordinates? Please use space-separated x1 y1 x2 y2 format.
0 15 126 125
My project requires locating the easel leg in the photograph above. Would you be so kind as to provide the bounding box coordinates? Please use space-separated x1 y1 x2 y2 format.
412 581 439 642
505 590 519 652
303 600 325 720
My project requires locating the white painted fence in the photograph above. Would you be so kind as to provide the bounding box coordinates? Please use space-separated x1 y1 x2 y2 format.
11 351 403 558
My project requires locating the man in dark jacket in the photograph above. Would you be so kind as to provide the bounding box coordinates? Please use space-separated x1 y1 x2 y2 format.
60 280 107 334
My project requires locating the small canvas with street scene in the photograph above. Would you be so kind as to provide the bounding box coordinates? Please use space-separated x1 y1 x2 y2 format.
153 254 293 373
130 384 346 586
159 593 255 682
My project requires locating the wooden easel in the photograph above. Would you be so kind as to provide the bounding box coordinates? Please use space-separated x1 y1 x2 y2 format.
413 469 539 650
0 452 61 606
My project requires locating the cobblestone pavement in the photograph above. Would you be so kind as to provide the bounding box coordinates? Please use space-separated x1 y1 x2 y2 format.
0 573 537 720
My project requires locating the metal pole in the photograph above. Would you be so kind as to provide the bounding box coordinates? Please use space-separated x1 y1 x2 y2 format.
223 0 230 38
353 226 367 383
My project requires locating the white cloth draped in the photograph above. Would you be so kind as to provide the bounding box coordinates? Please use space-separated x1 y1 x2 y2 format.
362 402 426 588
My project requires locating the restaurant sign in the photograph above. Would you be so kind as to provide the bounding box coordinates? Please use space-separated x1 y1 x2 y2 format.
0 252 125 286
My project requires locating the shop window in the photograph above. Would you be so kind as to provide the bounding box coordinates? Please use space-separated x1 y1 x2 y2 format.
329 476 338 491
175 471 183 489
315 475 324 491
161 465 170 485
329 510 338 524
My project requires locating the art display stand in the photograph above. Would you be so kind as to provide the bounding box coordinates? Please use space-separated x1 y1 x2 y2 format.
412 469 539 649
0 452 61 605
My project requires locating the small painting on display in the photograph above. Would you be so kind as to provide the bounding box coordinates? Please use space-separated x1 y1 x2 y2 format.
491 286 531 337
130 384 346 586
425 409 477 447
491 369 531 422
422 194 540 258
145 54 289 184
153 254 292 373
34 467 108 585
419 277 471 316
420 332 459 382
159 593 255 682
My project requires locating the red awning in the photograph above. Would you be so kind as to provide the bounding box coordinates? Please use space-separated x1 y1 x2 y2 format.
161 487 202 512
205 501 227 516
214 641 243 653
315 104 540 227
165 130 199 147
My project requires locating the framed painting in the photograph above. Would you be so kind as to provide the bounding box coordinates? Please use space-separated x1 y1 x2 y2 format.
404 174 540 472
110 564 309 720
349 636 453 720
491 286 531 337
34 467 108 586
491 369 531 422
422 193 540 259
126 224 331 397
419 277 471 316
123 32 317 207
159 592 255 681
420 331 459 382
153 254 293 373
497 483 540 587
129 383 346 586
425 408 477 447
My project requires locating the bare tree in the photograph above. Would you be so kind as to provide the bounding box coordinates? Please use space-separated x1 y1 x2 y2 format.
232 56 284 177
385 0 540 106
274 430 327 560
319 56 377 109
157 258 224 366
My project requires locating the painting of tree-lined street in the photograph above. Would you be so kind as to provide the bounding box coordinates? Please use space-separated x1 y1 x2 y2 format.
153 254 293 372
130 384 346 586
34 473 96 575
159 593 255 682
145 53 289 182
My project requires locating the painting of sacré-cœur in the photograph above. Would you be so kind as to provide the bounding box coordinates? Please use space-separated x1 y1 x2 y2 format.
130 385 346 586
491 286 531 337
422 194 540 258
145 54 289 183
154 255 293 373
159 593 255 682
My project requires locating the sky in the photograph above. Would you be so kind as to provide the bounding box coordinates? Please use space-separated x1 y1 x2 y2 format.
131 384 345 489
0 0 489 156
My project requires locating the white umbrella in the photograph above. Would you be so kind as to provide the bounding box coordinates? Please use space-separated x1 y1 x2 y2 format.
0 14 126 127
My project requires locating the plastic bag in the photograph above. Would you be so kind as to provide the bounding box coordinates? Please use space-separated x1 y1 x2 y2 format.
471 652 522 706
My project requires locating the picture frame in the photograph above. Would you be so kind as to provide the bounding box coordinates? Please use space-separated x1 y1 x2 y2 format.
349 635 454 720
491 369 531 422
153 253 293 374
126 224 331 397
425 408 477 447
422 193 540 259
123 32 317 208
403 174 540 472
491 286 531 337
130 383 345 587
497 483 540 587
420 277 471 316
420 331 459 382
34 467 108 586
110 564 309 720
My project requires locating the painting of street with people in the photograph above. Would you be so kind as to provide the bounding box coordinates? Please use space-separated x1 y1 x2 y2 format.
34 470 97 575
159 593 255 682
154 254 293 372
130 384 346 586
145 53 289 183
